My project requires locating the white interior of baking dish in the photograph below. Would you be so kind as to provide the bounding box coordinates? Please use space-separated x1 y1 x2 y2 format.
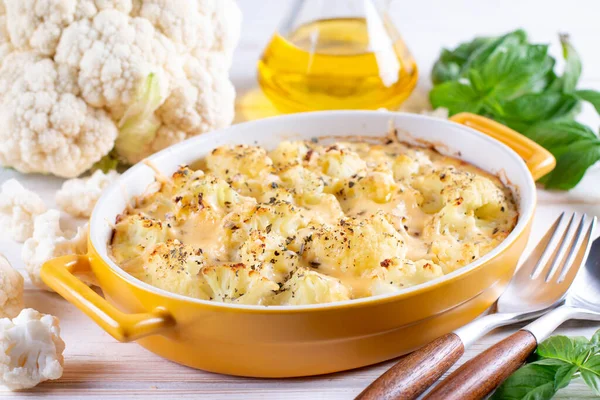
91 111 536 310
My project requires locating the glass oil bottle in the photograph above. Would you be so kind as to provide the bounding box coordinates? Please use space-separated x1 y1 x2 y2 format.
258 0 418 113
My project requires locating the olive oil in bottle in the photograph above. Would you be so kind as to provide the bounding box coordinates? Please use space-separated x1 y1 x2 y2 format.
258 12 418 113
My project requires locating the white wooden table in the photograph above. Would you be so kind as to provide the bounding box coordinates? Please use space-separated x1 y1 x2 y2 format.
2 1 600 398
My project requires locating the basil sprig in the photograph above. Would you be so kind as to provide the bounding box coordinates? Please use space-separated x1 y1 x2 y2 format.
430 30 600 190
492 329 600 399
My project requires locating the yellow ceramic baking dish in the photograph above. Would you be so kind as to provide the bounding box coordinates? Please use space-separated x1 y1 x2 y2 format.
40 111 555 377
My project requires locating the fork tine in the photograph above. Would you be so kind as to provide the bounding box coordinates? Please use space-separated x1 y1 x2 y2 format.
530 212 566 279
544 213 577 282
551 214 587 282
557 215 597 283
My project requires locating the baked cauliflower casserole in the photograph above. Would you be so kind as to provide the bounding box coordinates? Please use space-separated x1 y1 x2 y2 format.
109 137 518 306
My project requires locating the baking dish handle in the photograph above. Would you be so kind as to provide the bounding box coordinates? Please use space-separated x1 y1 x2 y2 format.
41 254 175 342
450 112 556 181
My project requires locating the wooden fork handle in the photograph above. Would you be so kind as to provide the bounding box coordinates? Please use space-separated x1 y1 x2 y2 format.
424 330 538 400
355 333 464 400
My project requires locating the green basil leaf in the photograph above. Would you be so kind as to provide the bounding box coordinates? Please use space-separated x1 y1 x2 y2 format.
500 93 579 123
431 60 461 85
465 29 528 72
537 334 590 364
429 81 482 115
554 364 579 390
491 362 564 400
431 37 495 84
591 329 600 349
576 89 600 115
477 42 553 100
559 34 582 92
544 140 600 190
524 120 597 168
581 355 600 395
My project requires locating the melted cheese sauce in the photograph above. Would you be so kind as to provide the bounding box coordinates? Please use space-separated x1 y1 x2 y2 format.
109 136 519 306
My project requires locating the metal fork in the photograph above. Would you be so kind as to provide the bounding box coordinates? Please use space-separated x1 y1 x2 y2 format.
357 212 595 400
426 213 598 400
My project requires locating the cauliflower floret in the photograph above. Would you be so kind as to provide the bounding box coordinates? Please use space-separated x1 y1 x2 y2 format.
132 0 213 53
0 255 24 319
297 212 407 276
204 145 274 197
274 268 350 305
237 231 298 284
269 140 312 169
55 170 119 218
143 53 235 162
369 258 444 296
55 9 179 119
171 166 256 218
206 144 274 181
0 179 46 242
336 171 398 205
317 144 367 182
0 308 65 390
0 5 13 60
110 213 167 268
0 53 118 178
133 0 240 57
255 183 296 205
22 210 88 289
278 165 325 202
134 240 209 300
393 150 433 181
4 0 77 56
429 235 484 273
223 201 310 248
201 263 278 305
418 167 517 239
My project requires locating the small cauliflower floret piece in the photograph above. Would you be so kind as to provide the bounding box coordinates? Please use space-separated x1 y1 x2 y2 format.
317 145 367 182
171 166 256 218
0 179 46 242
429 236 483 273
419 167 517 240
205 145 275 198
393 149 434 181
278 165 326 203
268 140 312 169
0 308 65 390
237 231 298 284
135 240 209 300
22 211 88 290
110 213 167 268
255 183 296 205
369 258 443 296
0 255 23 319
201 263 278 305
274 268 350 305
415 167 510 217
297 212 407 276
206 144 274 181
56 170 120 218
337 171 398 205
224 201 310 248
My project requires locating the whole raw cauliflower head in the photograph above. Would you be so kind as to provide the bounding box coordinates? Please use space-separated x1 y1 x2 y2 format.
0 308 65 390
0 0 241 177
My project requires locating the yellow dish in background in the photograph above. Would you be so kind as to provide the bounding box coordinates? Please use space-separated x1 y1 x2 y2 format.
40 112 554 377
